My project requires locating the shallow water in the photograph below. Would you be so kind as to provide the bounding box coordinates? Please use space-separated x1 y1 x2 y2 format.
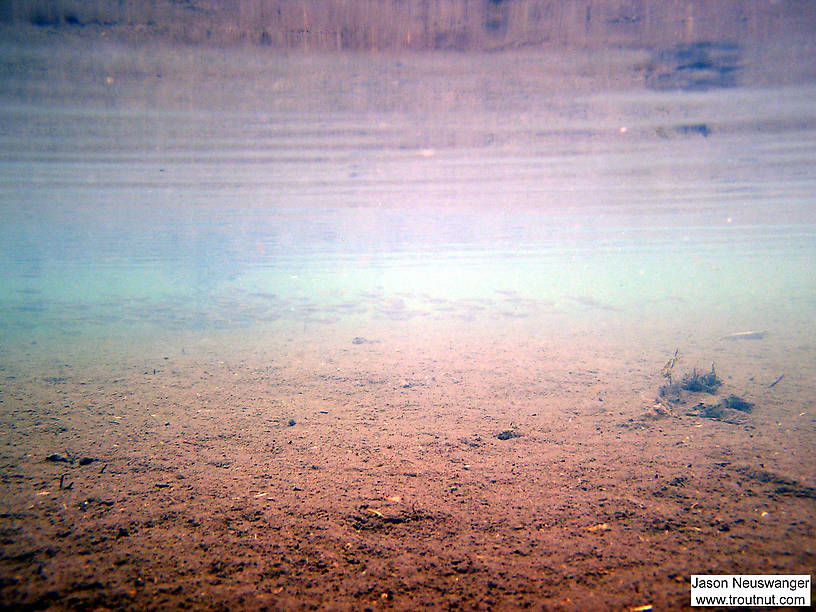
2 39 815 361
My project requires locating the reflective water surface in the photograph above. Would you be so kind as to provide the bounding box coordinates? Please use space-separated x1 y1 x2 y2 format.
2 41 815 356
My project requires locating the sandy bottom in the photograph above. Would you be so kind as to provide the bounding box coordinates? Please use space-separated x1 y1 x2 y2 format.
1 317 814 610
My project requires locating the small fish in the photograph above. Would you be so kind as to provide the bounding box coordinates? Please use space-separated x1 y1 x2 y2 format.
721 331 766 341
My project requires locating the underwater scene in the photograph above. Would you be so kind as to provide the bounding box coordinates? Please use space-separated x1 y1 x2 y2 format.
1 3 815 610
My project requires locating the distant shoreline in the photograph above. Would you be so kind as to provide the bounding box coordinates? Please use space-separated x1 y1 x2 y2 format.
2 0 815 51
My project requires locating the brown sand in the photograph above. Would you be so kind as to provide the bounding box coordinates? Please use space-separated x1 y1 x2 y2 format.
1 318 813 610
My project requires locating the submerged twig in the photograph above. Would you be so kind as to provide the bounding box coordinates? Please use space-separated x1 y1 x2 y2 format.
767 374 784 389
59 474 73 490
661 349 680 384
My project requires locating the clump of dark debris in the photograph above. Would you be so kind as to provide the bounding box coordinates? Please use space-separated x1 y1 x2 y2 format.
680 366 722 393
719 395 754 412
352 505 432 532
651 349 754 423
497 428 522 441
658 362 724 400
695 397 755 422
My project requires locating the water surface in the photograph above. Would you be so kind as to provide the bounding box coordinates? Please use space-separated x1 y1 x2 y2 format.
1 39 815 360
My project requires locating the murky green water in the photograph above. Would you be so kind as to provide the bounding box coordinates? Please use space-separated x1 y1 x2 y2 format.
2 40 815 358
